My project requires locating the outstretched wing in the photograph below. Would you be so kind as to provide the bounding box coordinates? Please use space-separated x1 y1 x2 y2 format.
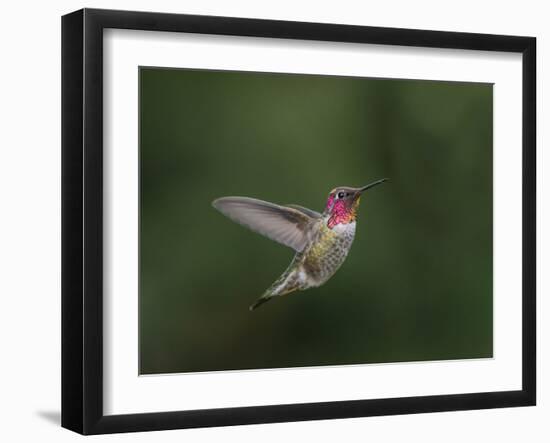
285 204 322 219
212 196 317 252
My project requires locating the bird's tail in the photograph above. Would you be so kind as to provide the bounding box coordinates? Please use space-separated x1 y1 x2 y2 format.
249 281 282 311
249 266 301 311
249 293 274 311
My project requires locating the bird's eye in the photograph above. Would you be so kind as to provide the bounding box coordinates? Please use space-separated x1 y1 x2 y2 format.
337 191 345 199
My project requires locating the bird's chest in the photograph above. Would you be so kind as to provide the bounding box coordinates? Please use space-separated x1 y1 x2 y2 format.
302 222 356 284
324 222 356 260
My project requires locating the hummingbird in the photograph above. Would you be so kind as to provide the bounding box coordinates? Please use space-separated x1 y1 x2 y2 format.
212 178 387 311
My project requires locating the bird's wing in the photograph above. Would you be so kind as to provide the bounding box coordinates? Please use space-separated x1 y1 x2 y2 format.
212 196 317 252
285 204 322 219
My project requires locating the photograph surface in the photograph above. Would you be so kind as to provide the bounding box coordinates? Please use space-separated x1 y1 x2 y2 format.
139 67 493 374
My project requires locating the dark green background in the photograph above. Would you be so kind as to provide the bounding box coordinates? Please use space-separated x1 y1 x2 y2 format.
139 67 493 374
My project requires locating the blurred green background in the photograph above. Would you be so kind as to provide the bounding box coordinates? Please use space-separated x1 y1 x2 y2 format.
139 67 493 374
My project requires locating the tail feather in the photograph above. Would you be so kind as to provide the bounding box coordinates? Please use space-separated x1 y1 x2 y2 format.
249 271 304 311
249 294 274 311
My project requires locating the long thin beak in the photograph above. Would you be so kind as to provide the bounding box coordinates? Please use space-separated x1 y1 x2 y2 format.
358 178 389 194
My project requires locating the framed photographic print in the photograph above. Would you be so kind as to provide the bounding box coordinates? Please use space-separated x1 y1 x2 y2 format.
61 8 536 435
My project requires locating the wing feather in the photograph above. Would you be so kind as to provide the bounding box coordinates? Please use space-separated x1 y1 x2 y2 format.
212 196 316 252
285 204 322 219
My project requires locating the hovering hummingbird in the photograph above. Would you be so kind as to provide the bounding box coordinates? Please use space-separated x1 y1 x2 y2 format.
212 178 387 311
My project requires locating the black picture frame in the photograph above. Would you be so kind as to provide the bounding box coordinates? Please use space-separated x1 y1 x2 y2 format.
61 8 536 435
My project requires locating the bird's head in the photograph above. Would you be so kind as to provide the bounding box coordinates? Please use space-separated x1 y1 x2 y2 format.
324 178 388 229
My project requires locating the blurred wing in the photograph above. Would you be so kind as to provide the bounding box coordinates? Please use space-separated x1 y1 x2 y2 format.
212 196 316 252
285 204 322 219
